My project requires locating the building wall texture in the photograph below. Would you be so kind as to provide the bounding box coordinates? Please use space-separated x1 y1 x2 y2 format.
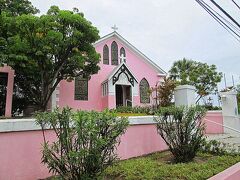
59 36 163 111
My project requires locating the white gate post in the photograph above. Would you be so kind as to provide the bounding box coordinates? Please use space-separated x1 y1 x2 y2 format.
220 90 239 134
174 85 196 106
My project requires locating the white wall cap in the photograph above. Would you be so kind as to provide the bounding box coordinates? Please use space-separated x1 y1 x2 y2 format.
175 85 196 91
219 91 237 96
0 116 157 133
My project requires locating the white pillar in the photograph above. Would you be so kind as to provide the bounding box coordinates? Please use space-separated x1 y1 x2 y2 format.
220 90 239 134
174 85 196 106
51 84 60 111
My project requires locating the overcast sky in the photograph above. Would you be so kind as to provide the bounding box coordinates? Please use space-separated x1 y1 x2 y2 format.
31 0 240 88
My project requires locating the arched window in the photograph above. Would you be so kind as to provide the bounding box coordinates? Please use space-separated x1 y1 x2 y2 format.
103 44 109 64
140 78 150 103
120 47 126 63
111 41 118 65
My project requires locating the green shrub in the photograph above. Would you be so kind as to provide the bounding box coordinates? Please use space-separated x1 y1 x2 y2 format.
113 106 154 115
203 105 222 111
36 108 129 180
154 106 207 163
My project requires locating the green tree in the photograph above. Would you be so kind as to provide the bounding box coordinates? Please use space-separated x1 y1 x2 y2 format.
3 6 100 111
0 0 39 114
0 0 39 15
169 58 222 103
0 0 39 65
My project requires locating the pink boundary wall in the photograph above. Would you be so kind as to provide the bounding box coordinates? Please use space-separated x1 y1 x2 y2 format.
204 111 224 134
0 124 167 180
208 162 240 180
0 65 14 117
0 111 223 180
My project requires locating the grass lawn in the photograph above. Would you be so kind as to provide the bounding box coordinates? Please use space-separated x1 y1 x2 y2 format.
116 113 149 117
104 151 240 180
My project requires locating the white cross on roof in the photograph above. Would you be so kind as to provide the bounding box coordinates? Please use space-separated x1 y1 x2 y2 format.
111 24 118 32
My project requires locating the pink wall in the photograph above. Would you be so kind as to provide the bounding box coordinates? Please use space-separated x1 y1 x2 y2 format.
0 124 167 180
0 111 223 179
59 36 163 111
204 111 224 134
209 162 240 180
118 125 168 159
0 65 14 117
0 130 54 180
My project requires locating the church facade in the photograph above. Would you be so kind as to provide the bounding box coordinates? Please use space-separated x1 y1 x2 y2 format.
53 31 166 111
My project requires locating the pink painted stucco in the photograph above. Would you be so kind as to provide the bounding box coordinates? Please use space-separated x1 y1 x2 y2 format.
0 130 54 180
59 35 164 111
0 123 167 180
118 124 168 159
204 111 224 134
0 65 14 117
208 162 240 180
0 112 225 180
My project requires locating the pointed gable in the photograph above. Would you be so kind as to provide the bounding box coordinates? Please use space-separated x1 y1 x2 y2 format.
104 62 138 87
93 31 167 75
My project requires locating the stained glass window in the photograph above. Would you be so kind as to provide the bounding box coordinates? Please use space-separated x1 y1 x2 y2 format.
140 78 150 103
74 77 88 101
111 41 118 65
103 44 109 64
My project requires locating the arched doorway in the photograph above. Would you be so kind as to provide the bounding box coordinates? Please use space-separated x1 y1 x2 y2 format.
115 84 132 107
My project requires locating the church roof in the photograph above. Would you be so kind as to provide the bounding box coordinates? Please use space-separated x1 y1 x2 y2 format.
93 31 167 75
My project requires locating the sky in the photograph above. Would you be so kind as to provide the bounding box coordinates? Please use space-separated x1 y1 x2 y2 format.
31 0 240 89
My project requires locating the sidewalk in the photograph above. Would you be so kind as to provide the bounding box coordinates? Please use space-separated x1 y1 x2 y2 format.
206 133 240 151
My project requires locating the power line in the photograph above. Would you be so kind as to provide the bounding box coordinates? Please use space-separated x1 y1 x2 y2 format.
196 0 240 41
210 0 240 28
231 0 240 11
201 0 240 34
196 0 240 42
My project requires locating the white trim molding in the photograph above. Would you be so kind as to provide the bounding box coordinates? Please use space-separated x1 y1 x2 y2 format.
0 116 157 133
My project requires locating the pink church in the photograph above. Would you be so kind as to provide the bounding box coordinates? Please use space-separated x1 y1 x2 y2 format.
0 31 166 116
53 31 166 111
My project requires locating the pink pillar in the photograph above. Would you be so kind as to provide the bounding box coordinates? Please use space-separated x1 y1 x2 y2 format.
0 65 14 117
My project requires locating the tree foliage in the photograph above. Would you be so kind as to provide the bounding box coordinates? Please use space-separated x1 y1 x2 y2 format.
36 108 129 179
154 106 206 163
0 0 38 64
0 0 39 15
169 58 222 102
2 6 100 111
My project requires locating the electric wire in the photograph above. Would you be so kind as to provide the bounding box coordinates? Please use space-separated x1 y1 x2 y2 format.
196 0 240 42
